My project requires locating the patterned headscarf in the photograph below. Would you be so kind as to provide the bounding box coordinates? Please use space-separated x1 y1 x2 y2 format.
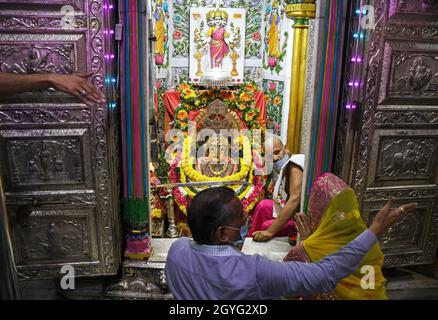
307 173 349 231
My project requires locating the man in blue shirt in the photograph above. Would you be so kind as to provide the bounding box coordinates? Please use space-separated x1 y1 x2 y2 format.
165 187 416 300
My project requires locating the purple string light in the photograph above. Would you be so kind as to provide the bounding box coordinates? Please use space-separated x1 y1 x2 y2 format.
345 7 366 110
103 1 117 109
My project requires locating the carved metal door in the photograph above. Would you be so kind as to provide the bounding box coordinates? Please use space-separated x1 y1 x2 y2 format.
0 1 121 279
343 0 438 267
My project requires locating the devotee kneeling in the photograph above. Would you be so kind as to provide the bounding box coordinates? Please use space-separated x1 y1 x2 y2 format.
165 186 417 300
248 134 304 242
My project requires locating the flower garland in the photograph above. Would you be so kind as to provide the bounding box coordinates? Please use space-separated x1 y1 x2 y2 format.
169 135 264 215
151 208 164 219
181 135 252 183
172 82 262 130
170 161 263 215
180 161 254 201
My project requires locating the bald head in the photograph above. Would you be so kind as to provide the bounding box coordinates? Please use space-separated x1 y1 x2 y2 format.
266 133 289 162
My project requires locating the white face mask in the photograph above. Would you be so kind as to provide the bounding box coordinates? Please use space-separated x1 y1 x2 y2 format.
274 153 290 170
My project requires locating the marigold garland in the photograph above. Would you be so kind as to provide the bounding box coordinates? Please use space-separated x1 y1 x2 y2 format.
181 135 252 183
168 82 266 215
172 82 261 129
151 208 164 219
169 135 264 215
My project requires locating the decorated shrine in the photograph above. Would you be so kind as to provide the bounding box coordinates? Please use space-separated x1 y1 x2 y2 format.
1 0 437 300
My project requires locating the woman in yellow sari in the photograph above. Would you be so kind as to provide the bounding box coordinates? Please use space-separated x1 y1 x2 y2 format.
284 173 387 299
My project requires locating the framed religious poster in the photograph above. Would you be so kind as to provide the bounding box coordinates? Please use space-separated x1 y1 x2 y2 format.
188 7 246 85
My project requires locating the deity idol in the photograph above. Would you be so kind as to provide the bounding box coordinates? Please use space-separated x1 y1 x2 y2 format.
207 9 230 69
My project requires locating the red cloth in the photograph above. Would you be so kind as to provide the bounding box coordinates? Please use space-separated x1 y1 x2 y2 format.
247 199 296 237
162 90 266 131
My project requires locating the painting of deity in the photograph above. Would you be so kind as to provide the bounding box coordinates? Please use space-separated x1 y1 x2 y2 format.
153 0 170 78
189 7 246 85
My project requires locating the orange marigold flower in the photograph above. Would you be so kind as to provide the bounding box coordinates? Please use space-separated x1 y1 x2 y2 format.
273 96 282 106
239 103 246 111
240 92 252 102
247 110 255 117
176 109 188 121
245 113 254 122
245 84 256 92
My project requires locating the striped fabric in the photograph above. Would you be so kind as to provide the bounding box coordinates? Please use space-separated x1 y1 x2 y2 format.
306 0 344 200
119 0 151 259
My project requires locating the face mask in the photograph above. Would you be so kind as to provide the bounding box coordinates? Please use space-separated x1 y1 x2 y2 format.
274 153 290 170
224 224 249 247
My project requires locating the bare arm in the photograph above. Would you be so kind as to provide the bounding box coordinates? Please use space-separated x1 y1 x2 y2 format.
253 164 303 241
0 72 105 105
267 165 302 235
0 73 51 96
258 198 417 299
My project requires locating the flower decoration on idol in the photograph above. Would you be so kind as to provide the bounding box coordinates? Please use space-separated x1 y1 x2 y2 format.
149 166 167 221
178 82 197 101
151 208 164 219
176 109 188 121
174 82 260 130
169 135 264 214
239 92 252 102
244 83 257 93
245 110 256 122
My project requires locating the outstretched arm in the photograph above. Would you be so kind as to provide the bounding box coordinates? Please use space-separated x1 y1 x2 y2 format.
0 72 105 105
257 197 417 299
0 73 51 96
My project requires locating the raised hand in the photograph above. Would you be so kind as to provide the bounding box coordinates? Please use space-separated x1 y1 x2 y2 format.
369 197 417 237
49 72 106 105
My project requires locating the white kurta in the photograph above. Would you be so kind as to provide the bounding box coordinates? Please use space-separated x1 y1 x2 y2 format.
272 154 305 218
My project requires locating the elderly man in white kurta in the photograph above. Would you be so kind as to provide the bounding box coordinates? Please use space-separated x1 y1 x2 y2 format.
248 134 304 242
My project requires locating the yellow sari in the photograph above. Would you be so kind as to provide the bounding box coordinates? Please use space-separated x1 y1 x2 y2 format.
285 173 387 299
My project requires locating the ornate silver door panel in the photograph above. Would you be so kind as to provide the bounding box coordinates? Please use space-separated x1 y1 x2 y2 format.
349 0 438 267
0 1 121 279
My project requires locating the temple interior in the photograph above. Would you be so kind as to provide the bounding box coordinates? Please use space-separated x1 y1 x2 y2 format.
0 0 437 300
